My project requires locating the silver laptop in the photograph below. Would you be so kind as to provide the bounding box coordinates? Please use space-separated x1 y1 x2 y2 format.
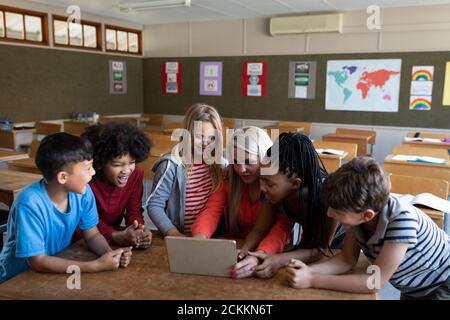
165 236 237 277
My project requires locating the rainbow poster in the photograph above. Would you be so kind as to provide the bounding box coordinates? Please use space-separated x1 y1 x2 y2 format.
409 96 431 111
410 66 433 111
411 67 434 81
410 66 434 96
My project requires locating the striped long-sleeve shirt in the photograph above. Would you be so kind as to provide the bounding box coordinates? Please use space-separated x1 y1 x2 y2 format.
184 163 213 234
352 195 450 298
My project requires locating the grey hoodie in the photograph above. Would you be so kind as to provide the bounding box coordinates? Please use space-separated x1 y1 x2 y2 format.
145 155 187 234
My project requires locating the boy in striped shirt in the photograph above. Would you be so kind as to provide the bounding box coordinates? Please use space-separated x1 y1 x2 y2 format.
285 157 450 299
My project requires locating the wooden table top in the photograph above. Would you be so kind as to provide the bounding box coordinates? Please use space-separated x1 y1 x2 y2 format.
0 234 378 300
384 154 450 168
0 170 42 194
323 133 372 142
8 158 37 168
317 151 348 160
0 150 28 162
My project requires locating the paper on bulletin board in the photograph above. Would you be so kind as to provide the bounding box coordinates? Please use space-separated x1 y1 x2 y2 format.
443 62 450 106
200 62 222 96
109 60 127 94
288 61 316 99
410 96 431 111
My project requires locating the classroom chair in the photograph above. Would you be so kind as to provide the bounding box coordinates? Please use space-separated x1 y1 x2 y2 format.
389 174 449 231
63 121 90 136
279 121 312 136
35 122 63 136
335 128 376 155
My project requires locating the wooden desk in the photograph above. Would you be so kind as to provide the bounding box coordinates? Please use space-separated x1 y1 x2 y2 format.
0 235 377 300
403 140 450 152
384 154 450 181
0 150 28 162
0 170 42 207
421 208 445 229
0 129 35 150
318 152 348 173
7 158 40 175
322 133 371 156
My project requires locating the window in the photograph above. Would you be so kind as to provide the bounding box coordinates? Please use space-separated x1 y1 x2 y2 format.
0 11 4 37
53 15 101 50
105 25 142 55
0 5 48 45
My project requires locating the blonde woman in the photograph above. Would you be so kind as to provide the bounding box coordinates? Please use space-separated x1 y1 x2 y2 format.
192 126 292 256
146 103 225 236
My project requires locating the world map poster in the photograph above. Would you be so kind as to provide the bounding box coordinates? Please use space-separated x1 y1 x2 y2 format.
326 59 402 112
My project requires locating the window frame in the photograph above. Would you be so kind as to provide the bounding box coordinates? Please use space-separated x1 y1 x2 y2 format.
0 5 48 46
52 14 102 51
105 24 142 55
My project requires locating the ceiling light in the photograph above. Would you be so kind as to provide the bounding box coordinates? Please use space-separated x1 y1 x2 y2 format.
119 0 191 12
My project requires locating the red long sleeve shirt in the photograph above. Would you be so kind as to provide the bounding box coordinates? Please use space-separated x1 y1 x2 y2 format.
89 167 145 243
192 180 292 254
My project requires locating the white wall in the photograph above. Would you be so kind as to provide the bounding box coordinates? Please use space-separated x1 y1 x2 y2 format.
144 4 450 57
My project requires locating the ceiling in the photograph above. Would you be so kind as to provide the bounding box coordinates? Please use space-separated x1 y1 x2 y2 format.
27 0 450 25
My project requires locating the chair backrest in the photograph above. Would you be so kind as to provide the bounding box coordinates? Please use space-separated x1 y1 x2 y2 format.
389 174 449 200
63 121 90 136
29 140 40 158
406 131 450 140
278 121 312 135
35 122 62 136
312 140 357 161
0 130 16 149
391 145 449 159
336 128 376 144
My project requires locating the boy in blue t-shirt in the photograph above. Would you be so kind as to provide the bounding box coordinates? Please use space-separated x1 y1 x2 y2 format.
0 133 133 284
285 157 450 300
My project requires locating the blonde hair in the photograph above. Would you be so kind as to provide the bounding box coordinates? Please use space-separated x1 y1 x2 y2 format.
227 126 272 235
183 103 223 193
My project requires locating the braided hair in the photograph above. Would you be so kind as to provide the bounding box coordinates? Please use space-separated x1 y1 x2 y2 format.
267 132 328 249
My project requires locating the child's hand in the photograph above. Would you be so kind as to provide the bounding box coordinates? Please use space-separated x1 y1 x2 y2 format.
285 259 312 289
96 248 123 271
119 246 133 267
112 221 142 247
134 223 152 249
237 249 248 261
231 255 259 279
249 251 285 279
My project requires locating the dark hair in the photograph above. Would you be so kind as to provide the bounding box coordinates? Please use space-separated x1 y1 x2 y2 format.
81 122 151 173
324 156 390 214
267 132 328 248
35 132 93 181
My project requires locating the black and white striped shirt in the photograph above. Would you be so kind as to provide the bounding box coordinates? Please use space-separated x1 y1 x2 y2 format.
352 195 450 298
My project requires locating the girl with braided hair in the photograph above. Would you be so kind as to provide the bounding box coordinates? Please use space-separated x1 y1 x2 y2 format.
232 132 344 279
